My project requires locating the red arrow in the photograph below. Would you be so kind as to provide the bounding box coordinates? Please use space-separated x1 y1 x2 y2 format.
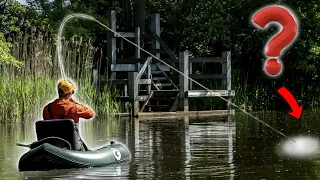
277 86 303 119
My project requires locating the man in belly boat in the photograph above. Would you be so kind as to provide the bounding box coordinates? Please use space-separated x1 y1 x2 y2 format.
42 80 95 151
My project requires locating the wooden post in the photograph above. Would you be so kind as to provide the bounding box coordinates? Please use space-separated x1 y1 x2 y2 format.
222 51 232 111
135 26 141 70
151 13 160 60
107 10 117 80
145 17 151 96
128 72 139 117
151 13 161 93
120 39 124 59
124 84 129 112
179 51 189 111
189 62 192 90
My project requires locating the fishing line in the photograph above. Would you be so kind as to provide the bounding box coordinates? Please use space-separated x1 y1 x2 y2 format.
58 14 295 142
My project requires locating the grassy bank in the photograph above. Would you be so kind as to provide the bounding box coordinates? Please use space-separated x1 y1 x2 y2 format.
0 31 121 123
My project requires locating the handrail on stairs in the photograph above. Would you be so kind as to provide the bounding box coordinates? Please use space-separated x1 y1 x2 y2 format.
136 56 152 81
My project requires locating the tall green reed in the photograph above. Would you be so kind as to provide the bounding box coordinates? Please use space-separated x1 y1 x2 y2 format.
0 30 121 123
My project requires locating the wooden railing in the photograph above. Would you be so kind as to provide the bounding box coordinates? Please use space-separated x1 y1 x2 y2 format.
128 56 153 116
186 51 234 109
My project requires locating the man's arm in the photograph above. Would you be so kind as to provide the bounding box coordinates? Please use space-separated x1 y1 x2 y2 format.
71 103 95 119
42 105 49 120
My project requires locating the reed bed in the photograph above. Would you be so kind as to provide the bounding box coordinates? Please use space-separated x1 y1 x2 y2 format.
0 30 120 123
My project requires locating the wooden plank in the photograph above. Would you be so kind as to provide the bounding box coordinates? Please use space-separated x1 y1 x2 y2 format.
151 81 160 90
151 13 160 59
154 83 173 87
179 51 189 111
151 71 162 74
152 77 167 80
111 63 170 72
226 51 232 90
117 58 172 64
151 14 160 105
137 57 152 80
128 72 139 117
146 58 152 95
107 10 117 79
138 79 151 85
151 33 178 62
140 91 154 112
120 39 124 59
135 27 140 59
155 63 178 89
151 64 170 71
189 61 192 90
134 110 235 120
190 74 227 79
114 32 135 38
169 94 179 112
186 90 235 97
222 51 232 110
135 27 141 74
189 57 227 63
111 64 136 71
124 83 129 112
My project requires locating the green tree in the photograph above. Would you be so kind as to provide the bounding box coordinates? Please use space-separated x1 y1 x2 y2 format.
0 32 22 66
0 0 26 33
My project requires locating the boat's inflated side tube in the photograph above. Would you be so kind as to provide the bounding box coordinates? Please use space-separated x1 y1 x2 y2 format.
18 143 131 171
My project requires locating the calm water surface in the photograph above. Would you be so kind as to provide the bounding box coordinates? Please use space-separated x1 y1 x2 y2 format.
1 110 320 179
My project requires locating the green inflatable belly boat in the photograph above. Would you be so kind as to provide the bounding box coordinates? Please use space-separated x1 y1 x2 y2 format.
17 119 131 171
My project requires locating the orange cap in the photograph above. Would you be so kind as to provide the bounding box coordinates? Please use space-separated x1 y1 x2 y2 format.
58 80 76 95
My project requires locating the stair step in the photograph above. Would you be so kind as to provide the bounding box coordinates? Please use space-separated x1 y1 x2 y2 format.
151 71 162 74
111 64 170 72
152 77 167 80
147 105 171 107
154 83 173 87
117 58 173 64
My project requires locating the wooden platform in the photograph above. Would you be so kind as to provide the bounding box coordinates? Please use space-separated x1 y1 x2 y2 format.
95 10 235 117
116 110 235 120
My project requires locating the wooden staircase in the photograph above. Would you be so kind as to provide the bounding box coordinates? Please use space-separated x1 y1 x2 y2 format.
107 56 179 112
96 10 235 117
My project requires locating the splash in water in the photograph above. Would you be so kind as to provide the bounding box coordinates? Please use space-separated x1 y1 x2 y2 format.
278 136 319 159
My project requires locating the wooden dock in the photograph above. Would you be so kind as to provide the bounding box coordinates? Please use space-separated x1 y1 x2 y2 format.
116 110 235 120
93 10 235 118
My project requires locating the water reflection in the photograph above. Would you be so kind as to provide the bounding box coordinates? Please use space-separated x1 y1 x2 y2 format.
20 164 130 179
3 111 320 179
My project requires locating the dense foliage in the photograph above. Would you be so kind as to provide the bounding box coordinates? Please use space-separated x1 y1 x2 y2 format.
2 0 320 111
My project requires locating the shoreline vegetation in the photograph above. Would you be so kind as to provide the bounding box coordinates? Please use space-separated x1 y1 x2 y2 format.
0 31 121 123
1 30 319 122
2 0 320 122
